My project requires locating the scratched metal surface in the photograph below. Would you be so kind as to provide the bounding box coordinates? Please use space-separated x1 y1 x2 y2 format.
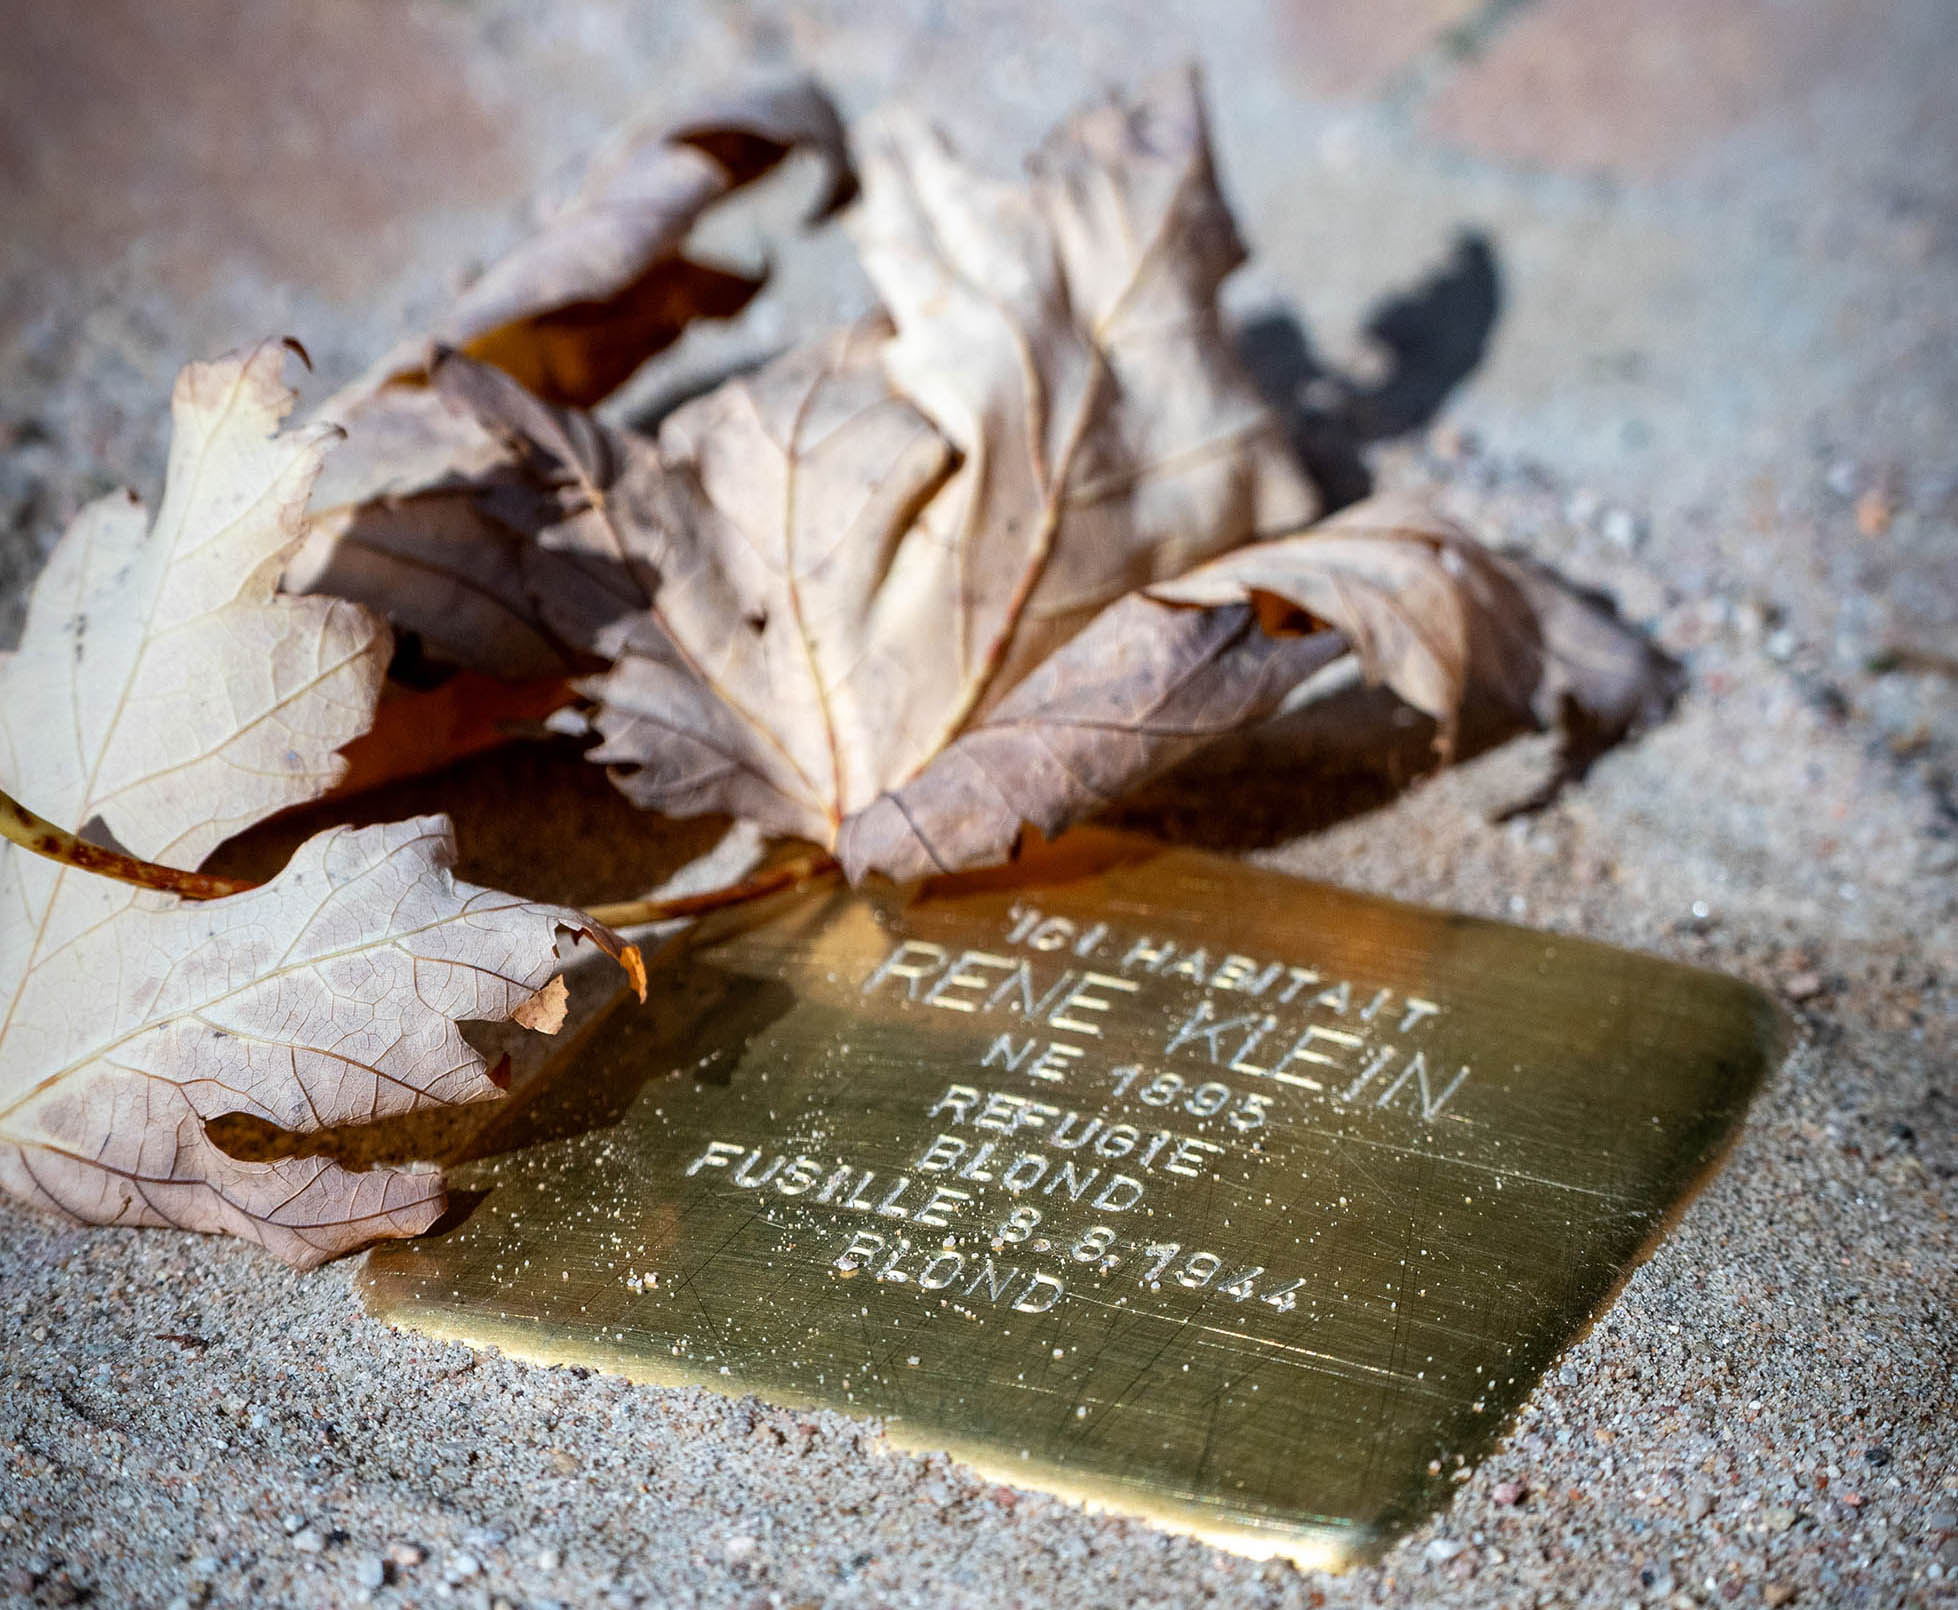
359 834 1787 1567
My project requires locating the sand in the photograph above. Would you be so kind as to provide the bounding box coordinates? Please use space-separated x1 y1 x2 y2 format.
2 3 1953 1606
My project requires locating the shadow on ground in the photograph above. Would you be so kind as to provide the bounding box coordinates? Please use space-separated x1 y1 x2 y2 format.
1237 230 1502 511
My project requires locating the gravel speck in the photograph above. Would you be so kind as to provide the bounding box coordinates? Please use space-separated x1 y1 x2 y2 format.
1601 506 1645 549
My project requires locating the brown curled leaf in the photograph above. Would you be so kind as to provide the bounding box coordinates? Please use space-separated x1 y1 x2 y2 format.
292 72 1676 894
442 76 854 408
1149 495 1679 756
288 77 855 682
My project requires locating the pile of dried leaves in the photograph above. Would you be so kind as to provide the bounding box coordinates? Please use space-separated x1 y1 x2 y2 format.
0 72 1671 1266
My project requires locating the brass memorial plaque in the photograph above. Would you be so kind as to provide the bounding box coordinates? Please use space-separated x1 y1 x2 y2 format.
360 834 1787 1566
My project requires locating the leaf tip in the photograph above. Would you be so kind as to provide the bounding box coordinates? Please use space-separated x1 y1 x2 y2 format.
620 942 648 1003
560 914 646 1001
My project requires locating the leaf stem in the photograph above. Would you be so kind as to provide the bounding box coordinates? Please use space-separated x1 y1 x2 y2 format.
0 785 255 900
0 780 835 932
584 850 837 928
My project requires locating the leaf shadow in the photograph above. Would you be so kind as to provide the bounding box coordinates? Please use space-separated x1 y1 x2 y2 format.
205 955 800 1245
200 737 758 1194
205 735 732 911
456 961 798 1167
1164 228 1680 851
1236 229 1502 513
388 957 798 1241
617 344 785 437
1107 677 1518 853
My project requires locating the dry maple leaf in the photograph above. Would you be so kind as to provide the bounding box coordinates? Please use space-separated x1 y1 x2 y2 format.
434 73 1319 832
422 72 1672 879
0 343 632 1267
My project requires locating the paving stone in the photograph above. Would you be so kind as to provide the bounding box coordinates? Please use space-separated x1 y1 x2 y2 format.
1424 0 1868 178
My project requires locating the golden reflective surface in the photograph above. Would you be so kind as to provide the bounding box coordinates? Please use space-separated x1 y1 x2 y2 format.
360 833 1788 1567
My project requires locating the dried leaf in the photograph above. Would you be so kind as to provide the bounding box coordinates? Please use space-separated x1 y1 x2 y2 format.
1151 495 1677 743
846 68 1318 703
1152 498 1531 727
0 341 385 871
291 477 587 682
0 817 616 1268
0 344 631 1265
444 72 1318 849
289 77 854 679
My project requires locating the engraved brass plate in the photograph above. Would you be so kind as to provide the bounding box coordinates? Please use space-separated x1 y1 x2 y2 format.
360 834 1786 1567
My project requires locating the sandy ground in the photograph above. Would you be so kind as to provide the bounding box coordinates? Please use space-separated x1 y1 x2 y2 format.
1 2 1954 1606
